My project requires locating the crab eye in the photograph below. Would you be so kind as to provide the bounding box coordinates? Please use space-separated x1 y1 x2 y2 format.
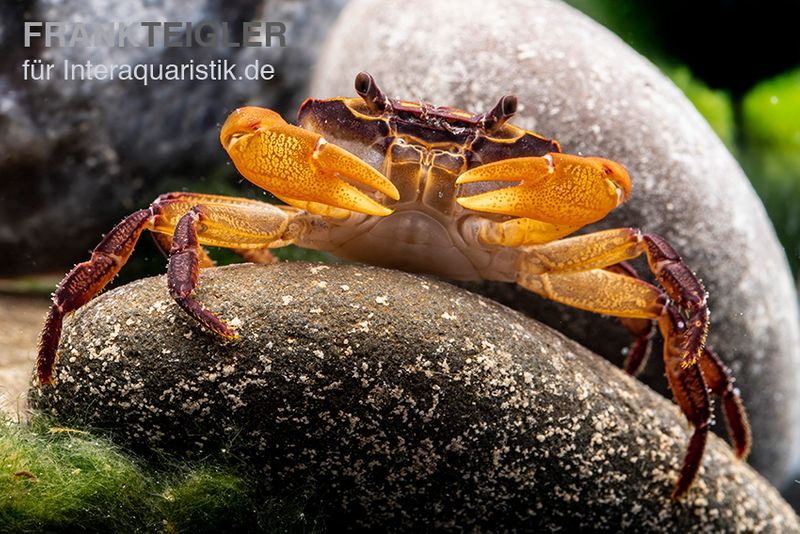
501 95 517 116
355 72 373 95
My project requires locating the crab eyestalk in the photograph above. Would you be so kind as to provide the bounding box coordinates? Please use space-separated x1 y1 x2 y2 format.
355 71 391 114
481 94 518 132
221 107 399 216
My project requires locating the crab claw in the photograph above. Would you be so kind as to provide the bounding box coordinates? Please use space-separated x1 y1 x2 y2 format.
456 153 631 226
221 107 399 216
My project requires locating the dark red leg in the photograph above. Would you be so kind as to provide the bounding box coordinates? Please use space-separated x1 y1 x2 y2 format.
37 192 302 387
606 261 656 375
625 251 712 501
167 206 237 338
699 347 751 459
642 234 709 367
620 317 655 375
510 228 739 498
660 306 712 499
37 208 157 385
152 232 216 268
611 253 747 496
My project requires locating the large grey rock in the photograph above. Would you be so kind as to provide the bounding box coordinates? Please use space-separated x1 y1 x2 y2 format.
311 0 800 487
0 0 346 276
30 263 799 531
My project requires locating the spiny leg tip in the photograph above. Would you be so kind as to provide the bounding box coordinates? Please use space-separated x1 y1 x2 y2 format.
208 322 239 340
735 446 751 460
671 487 689 501
35 373 55 389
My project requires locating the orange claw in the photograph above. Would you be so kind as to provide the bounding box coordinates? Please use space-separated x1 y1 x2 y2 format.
221 107 399 216
456 153 631 226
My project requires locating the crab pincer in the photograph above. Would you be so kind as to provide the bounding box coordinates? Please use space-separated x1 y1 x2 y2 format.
221 107 399 216
456 153 631 224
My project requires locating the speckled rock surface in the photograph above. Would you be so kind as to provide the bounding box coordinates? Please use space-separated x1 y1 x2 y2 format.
0 0 346 275
311 0 800 487
29 263 799 531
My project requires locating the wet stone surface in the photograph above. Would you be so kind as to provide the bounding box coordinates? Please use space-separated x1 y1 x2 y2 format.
312 0 800 488
30 263 799 531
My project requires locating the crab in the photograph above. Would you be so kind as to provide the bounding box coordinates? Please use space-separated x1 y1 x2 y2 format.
36 72 750 499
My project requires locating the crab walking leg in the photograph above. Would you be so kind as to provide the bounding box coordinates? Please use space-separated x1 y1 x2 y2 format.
513 227 709 366
158 197 316 337
166 206 238 338
619 316 656 375
462 216 654 368
163 194 338 336
515 266 712 498
507 228 741 498
154 193 283 265
163 203 289 338
698 347 752 459
36 192 311 386
660 308 712 498
37 208 157 386
606 261 656 376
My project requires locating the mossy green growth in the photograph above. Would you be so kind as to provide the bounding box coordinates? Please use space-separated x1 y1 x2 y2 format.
0 416 157 532
160 469 258 533
161 469 319 534
741 69 800 273
0 415 319 533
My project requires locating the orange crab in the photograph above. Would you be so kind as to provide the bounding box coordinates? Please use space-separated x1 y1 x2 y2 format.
36 72 750 498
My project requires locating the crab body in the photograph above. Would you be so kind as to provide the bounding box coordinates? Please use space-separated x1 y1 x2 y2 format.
294 93 554 280
36 73 750 500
